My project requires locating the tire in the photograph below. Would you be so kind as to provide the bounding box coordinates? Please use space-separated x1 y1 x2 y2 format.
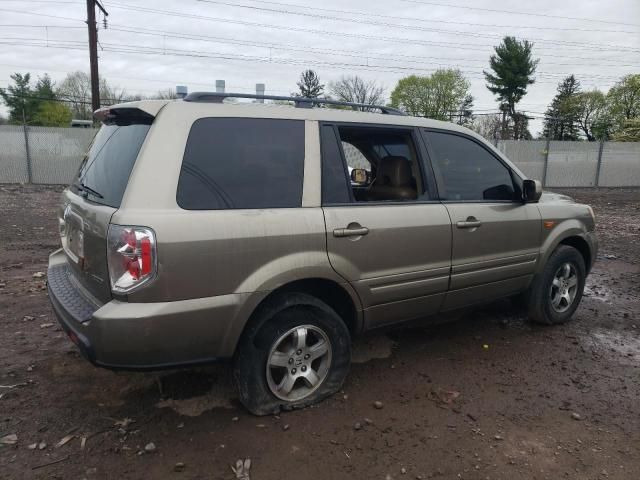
527 245 586 325
233 293 351 416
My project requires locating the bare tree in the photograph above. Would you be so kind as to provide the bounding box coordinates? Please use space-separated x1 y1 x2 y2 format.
329 75 385 111
470 114 503 143
152 89 178 100
56 71 131 119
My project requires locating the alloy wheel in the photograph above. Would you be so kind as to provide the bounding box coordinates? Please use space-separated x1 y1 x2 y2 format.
549 262 579 313
265 325 332 402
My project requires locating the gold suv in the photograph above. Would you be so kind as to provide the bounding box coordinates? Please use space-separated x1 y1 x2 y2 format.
48 93 597 414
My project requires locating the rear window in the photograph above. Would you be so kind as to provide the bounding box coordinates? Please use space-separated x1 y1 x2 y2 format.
177 118 305 210
74 124 150 208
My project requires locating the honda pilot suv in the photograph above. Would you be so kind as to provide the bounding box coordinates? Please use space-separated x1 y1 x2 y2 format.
48 93 597 415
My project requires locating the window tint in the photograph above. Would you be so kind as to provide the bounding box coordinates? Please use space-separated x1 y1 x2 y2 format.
74 124 150 208
426 131 516 201
177 118 304 210
321 125 351 204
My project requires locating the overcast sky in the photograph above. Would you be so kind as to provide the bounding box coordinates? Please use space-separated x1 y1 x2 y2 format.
0 0 639 135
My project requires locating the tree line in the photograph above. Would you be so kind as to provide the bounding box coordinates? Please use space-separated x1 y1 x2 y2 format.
542 74 639 142
296 36 638 142
1 35 638 141
0 71 174 126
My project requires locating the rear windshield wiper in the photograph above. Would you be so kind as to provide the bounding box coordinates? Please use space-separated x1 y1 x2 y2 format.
73 182 104 199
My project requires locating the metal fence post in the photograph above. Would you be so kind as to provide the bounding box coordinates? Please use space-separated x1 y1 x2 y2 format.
542 138 551 187
23 123 32 184
594 141 605 187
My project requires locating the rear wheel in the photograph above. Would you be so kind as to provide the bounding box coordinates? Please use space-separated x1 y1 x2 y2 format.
233 293 351 415
527 245 586 325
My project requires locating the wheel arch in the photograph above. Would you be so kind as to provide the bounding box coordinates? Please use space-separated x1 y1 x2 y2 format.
231 278 364 357
558 236 592 273
538 223 594 275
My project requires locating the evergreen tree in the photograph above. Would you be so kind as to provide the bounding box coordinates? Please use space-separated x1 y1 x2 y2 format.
455 94 475 127
484 36 538 139
34 74 56 101
543 75 581 140
0 73 39 124
296 70 324 98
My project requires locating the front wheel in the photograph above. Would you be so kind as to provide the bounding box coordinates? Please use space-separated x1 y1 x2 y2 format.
527 245 586 325
233 293 351 415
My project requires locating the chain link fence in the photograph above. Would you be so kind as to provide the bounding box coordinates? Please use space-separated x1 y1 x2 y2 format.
0 126 638 187
0 125 98 184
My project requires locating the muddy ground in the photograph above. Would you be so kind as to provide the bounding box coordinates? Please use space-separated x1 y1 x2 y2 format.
1 185 638 480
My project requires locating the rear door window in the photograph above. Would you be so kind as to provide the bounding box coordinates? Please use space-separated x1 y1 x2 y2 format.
74 124 150 208
177 118 305 210
320 124 427 204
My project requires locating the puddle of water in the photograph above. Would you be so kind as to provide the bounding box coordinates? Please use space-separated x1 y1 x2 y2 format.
351 335 395 364
583 283 613 303
584 328 640 364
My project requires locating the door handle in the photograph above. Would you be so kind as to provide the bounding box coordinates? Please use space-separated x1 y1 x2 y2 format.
333 226 369 237
456 217 482 229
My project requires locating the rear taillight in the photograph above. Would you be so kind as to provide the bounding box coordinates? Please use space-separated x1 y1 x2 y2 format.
107 225 156 293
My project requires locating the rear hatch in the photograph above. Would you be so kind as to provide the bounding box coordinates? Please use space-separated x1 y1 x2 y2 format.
59 108 153 303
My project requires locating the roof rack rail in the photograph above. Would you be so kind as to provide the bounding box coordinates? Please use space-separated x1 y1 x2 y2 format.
182 92 407 116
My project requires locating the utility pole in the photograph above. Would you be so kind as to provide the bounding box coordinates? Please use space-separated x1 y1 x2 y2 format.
86 0 108 114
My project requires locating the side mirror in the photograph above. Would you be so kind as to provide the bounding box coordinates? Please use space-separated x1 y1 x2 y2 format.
523 179 542 203
350 168 368 184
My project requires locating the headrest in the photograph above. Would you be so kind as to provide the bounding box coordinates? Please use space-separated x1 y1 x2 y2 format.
377 156 412 187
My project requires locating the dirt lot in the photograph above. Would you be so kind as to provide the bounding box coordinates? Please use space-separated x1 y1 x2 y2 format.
1 185 639 480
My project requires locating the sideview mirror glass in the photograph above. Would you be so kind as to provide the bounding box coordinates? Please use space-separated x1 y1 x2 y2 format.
523 179 543 203
350 168 368 184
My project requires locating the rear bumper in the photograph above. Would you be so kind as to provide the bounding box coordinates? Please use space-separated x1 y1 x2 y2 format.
47 249 253 370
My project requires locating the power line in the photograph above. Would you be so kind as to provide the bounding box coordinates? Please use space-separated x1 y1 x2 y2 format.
1 34 631 83
0 0 81 3
2 22 637 67
194 0 640 53
0 8 83 23
0 89 127 105
0 38 629 89
104 24 640 70
103 2 640 58
0 88 578 123
203 0 638 35
0 62 293 93
0 89 551 120
0 38 606 83
400 0 640 28
0 24 84 29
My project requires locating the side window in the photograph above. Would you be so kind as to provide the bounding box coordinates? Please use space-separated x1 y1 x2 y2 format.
426 131 516 201
177 118 304 210
320 125 351 204
320 124 426 204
